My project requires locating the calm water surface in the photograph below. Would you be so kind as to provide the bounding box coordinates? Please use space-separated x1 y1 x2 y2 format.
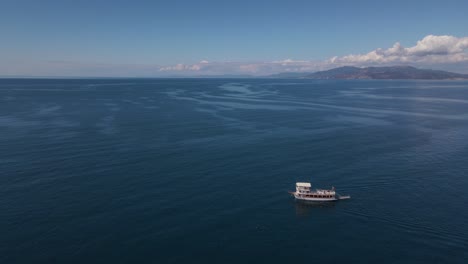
1 79 467 263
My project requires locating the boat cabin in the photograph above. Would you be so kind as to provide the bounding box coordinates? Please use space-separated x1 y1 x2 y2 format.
295 182 336 199
296 182 312 193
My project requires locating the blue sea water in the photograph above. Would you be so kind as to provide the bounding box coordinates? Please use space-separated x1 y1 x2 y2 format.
1 78 468 263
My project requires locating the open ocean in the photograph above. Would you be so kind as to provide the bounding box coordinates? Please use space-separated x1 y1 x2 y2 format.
1 78 468 263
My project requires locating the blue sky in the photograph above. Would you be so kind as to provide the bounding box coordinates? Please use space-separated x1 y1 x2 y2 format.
1 0 468 76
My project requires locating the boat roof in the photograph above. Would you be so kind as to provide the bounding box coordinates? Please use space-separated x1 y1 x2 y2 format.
296 182 311 187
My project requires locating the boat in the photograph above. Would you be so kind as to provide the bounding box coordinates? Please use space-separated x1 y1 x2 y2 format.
289 182 350 202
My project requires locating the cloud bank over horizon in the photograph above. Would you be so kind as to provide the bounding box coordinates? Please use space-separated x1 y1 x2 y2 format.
2 35 468 77
156 35 468 76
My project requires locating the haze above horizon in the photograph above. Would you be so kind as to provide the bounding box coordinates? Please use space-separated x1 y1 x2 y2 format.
1 0 468 77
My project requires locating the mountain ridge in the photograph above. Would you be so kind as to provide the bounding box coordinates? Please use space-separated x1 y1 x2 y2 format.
267 66 468 80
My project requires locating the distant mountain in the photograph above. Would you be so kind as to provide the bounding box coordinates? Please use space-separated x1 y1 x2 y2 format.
303 66 468 80
191 74 254 78
266 72 312 78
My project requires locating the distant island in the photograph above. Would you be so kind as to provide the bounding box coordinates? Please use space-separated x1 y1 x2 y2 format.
267 66 468 80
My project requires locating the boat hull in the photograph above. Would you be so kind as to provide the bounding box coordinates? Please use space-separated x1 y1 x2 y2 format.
293 193 337 202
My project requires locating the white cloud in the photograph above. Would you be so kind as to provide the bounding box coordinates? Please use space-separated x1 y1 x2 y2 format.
330 35 468 65
156 60 329 75
159 63 204 72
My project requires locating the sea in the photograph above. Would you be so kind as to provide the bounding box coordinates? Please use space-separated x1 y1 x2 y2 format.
1 78 468 263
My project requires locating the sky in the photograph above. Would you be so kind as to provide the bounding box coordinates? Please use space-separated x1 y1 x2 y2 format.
1 0 468 76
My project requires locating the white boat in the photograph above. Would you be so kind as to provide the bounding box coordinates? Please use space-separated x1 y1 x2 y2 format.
290 182 350 202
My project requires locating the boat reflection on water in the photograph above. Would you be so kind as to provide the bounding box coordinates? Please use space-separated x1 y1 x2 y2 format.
294 200 337 217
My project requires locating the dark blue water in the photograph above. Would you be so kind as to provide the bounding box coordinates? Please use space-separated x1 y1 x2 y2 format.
1 79 468 263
